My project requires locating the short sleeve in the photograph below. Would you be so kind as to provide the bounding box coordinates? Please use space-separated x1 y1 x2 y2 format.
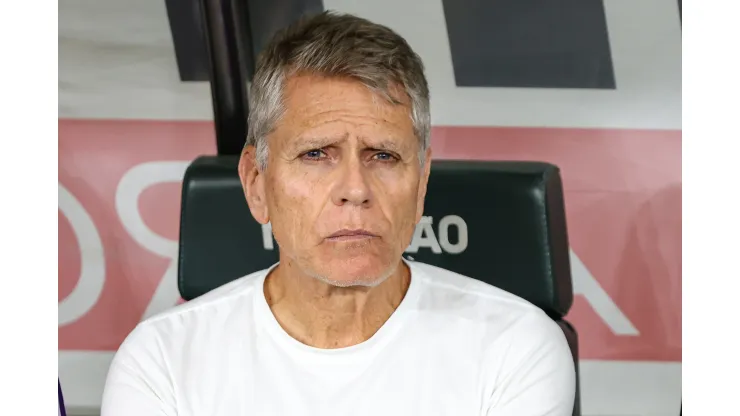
101 323 177 416
485 310 576 416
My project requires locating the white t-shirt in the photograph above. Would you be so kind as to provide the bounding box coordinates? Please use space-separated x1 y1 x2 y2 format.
101 260 576 416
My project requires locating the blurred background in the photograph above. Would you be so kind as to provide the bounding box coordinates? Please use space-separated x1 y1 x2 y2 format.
58 0 682 415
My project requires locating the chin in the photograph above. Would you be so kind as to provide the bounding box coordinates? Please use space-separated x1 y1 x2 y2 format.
308 255 399 288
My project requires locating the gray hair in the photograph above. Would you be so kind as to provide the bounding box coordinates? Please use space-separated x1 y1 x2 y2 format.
246 11 431 171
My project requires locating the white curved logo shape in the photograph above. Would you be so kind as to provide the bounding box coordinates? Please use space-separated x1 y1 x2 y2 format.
115 162 189 257
58 183 106 326
116 161 191 320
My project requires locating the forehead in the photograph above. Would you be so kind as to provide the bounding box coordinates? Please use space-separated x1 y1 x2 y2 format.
275 74 416 146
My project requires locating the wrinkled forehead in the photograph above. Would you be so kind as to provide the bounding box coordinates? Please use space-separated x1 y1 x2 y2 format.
274 74 417 151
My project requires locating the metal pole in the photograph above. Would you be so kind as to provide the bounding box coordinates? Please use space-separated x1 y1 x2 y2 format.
199 0 254 155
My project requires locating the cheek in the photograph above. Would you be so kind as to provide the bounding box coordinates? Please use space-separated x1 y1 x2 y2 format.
373 172 421 227
267 174 323 243
390 202 420 253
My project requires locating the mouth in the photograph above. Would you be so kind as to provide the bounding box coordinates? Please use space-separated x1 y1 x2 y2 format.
326 229 379 241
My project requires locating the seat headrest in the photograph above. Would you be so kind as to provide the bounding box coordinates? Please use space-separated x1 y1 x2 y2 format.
178 156 573 317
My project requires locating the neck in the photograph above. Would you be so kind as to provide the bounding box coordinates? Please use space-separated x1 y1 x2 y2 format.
264 259 411 349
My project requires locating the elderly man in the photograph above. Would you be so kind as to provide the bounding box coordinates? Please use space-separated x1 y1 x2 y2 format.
102 11 575 416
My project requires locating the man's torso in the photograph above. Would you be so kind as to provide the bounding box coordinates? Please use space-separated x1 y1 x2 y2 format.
102 261 572 415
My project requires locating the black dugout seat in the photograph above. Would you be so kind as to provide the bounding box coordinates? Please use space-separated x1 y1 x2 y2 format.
178 156 581 415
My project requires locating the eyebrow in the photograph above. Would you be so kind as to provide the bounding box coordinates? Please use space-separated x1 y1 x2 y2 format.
363 139 406 154
287 134 347 153
288 135 409 154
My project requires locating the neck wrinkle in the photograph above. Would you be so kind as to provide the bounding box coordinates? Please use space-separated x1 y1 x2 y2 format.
264 259 410 349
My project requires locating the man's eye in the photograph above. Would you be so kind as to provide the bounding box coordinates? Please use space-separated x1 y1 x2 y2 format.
373 152 396 162
302 149 326 160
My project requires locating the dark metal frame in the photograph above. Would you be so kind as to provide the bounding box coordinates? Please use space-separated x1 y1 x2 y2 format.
198 0 254 155
165 0 211 82
178 0 323 155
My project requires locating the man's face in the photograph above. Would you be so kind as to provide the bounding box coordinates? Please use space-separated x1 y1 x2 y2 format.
242 74 431 287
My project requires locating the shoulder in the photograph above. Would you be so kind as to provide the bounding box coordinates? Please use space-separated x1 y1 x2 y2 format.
102 270 268 412
408 261 576 413
409 260 545 320
114 268 266 361
408 260 572 363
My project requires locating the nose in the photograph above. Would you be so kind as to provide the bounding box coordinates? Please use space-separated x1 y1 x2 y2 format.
331 155 372 207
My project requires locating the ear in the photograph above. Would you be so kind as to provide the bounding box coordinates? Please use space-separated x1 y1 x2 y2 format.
415 146 433 224
239 145 270 225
